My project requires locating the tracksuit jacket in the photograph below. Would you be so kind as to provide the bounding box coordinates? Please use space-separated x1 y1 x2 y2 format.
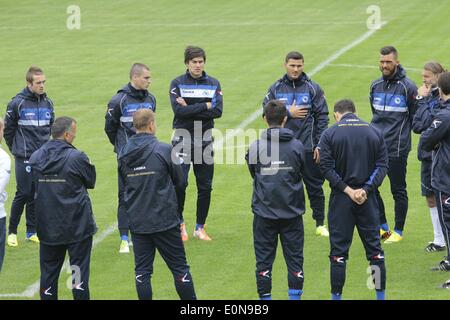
246 127 306 219
29 139 97 245
369 65 418 158
263 73 329 152
118 133 185 234
420 99 450 192
4 87 55 158
412 87 441 161
318 113 389 194
104 83 156 153
169 71 223 137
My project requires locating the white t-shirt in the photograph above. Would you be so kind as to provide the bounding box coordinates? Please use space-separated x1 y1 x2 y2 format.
0 145 11 219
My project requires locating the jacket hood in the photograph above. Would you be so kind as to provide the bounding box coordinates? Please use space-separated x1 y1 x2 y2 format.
281 73 310 87
262 127 295 142
384 64 407 81
441 98 450 109
16 87 47 101
118 133 158 167
117 83 149 100
30 139 74 174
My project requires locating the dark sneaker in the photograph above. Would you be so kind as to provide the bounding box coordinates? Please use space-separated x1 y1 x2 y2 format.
431 259 450 271
441 279 450 289
425 242 446 253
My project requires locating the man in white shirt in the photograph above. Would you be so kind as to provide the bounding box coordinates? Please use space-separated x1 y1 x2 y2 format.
0 117 12 272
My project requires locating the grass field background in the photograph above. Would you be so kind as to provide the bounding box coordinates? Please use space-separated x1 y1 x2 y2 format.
0 0 449 300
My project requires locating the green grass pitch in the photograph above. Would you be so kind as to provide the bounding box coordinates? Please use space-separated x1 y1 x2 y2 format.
0 0 449 300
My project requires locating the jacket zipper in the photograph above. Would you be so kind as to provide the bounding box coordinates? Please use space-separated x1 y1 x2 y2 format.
37 95 40 127
383 82 390 111
397 117 406 157
18 100 28 158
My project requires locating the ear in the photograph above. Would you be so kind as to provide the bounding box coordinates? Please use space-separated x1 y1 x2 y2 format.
333 112 339 122
149 120 156 134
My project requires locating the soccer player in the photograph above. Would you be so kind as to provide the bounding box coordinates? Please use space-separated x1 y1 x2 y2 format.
369 46 418 243
420 72 450 278
0 118 11 272
4 66 55 246
105 63 156 253
412 61 446 252
30 117 96 300
169 46 223 241
118 109 197 300
246 100 306 300
319 99 388 300
263 51 330 237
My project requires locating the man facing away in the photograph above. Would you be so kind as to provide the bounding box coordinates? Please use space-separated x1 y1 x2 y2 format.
29 117 96 300
4 66 55 246
246 100 307 300
319 99 388 300
118 109 196 300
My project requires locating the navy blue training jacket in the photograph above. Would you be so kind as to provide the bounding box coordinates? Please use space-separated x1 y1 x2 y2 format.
318 113 388 195
4 87 55 158
263 73 329 152
246 127 306 220
412 87 441 161
29 139 97 245
118 133 184 234
369 65 418 158
420 99 450 192
104 83 156 153
169 71 223 136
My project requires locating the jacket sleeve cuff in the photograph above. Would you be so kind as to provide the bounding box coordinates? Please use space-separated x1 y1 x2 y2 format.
337 181 348 192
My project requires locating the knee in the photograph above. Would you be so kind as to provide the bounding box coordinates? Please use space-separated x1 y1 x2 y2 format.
174 271 193 285
135 271 152 286
287 269 304 290
330 255 347 266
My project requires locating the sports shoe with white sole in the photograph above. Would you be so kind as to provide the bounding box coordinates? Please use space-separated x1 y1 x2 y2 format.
119 239 130 253
425 242 446 253
25 233 40 243
431 259 450 271
193 227 212 241
383 231 403 244
7 233 18 247
315 225 329 237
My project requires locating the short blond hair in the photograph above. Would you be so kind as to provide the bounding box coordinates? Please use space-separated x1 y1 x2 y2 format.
133 109 155 130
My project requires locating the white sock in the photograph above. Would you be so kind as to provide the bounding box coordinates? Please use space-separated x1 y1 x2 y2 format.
430 207 446 246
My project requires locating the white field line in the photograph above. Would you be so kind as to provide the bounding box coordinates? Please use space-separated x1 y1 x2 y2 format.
213 21 388 151
0 222 117 298
328 63 422 72
0 21 387 299
0 21 366 30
